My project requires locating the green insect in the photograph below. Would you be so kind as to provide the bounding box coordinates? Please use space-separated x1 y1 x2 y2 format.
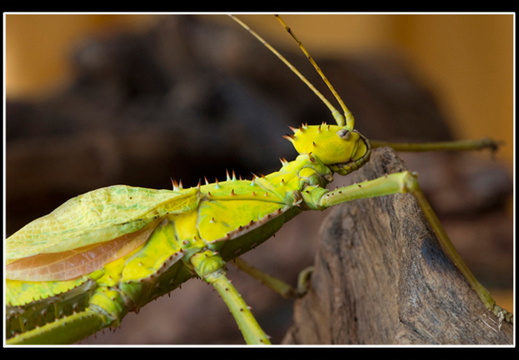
5 15 512 345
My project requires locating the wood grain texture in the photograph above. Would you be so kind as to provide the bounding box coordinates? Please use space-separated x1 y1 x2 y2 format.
283 147 513 345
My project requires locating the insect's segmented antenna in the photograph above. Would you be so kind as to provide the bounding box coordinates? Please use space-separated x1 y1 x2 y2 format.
273 15 355 130
229 15 355 130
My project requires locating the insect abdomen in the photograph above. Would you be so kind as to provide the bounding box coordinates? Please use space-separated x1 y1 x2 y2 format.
6 279 96 339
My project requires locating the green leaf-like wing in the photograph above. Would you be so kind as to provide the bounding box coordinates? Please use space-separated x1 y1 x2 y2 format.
7 185 200 260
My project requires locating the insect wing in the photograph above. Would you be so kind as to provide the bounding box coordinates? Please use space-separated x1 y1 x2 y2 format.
6 185 201 261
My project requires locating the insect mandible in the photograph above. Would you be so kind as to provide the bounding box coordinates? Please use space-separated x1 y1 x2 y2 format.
5 14 512 345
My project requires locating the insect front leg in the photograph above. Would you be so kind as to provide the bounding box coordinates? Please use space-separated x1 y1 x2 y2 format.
303 169 513 324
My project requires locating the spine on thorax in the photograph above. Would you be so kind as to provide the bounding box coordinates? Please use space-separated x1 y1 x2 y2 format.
253 153 334 206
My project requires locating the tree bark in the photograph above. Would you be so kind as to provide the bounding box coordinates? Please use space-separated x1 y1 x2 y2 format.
283 147 513 345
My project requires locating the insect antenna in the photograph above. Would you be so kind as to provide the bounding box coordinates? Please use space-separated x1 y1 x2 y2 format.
229 14 354 130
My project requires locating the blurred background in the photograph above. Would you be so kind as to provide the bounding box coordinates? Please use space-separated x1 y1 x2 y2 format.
5 13 514 344
6 14 513 166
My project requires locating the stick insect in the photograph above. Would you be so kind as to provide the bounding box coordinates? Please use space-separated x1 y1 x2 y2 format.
5 14 512 345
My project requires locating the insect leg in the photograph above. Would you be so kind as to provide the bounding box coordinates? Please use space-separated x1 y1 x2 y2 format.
190 250 271 345
305 171 513 324
370 138 500 152
231 257 306 298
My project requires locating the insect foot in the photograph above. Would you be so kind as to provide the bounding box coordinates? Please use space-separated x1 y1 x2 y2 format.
296 266 314 297
494 305 513 326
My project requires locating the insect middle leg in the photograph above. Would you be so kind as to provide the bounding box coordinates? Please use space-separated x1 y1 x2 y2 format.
190 250 271 345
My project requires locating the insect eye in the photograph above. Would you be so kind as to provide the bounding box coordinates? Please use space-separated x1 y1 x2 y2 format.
337 129 351 140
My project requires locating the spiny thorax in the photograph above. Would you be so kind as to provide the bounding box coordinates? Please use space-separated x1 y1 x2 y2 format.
256 153 334 200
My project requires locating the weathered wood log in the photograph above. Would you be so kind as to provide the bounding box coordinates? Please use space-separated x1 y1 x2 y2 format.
283 147 513 345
